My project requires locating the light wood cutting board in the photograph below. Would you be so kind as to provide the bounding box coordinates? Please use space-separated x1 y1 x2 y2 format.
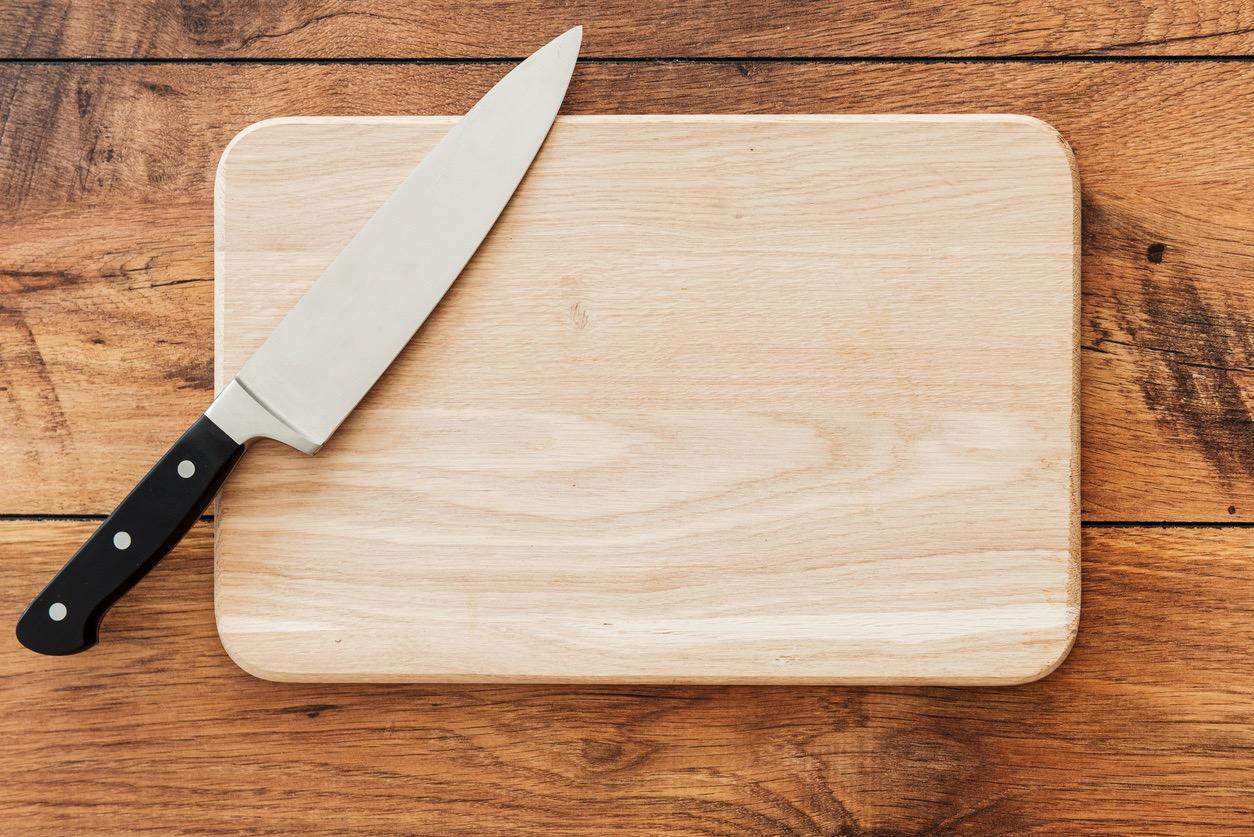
214 115 1079 684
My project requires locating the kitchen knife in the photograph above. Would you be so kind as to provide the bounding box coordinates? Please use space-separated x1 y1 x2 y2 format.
16 26 582 656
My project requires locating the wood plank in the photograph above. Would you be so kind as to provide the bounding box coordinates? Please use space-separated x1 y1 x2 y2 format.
4 0 1254 58
1 522 1249 832
1 62 1252 520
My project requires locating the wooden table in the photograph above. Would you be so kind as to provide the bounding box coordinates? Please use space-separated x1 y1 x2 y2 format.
1 2 1250 833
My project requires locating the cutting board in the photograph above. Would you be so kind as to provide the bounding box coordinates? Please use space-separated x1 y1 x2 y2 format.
214 115 1079 684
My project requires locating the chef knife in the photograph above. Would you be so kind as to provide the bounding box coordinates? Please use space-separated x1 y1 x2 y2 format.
16 26 582 656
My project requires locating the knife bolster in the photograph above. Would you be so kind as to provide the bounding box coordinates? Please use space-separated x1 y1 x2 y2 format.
205 379 322 455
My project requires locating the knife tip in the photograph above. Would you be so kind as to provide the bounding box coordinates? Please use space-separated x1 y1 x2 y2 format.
557 25 583 51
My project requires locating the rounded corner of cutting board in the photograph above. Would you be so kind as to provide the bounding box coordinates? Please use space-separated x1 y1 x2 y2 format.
214 576 302 682
216 117 303 183
1002 616 1082 687
214 620 297 683
216 622 285 682
982 113 1077 166
1000 534 1082 688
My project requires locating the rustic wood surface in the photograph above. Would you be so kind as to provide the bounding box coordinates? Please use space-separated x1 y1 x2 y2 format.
1 2 1251 833
2 525 1250 833
2 61 1254 519
5 0 1254 58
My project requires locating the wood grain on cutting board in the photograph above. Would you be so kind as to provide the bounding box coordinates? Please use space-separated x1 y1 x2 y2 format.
214 115 1078 683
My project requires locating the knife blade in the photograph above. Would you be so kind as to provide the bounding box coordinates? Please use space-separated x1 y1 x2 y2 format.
17 26 582 656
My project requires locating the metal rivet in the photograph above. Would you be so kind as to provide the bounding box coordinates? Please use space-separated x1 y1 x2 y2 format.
113 531 131 550
49 602 67 622
177 459 195 479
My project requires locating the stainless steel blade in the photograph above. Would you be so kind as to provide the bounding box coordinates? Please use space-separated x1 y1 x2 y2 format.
224 27 581 449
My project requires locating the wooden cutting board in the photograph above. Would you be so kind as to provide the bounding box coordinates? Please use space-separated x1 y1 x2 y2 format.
214 115 1079 684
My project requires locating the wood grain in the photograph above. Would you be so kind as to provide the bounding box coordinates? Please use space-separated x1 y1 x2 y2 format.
214 115 1078 684
4 0 1254 58
0 522 1248 833
1 0 1249 826
1 61 1252 520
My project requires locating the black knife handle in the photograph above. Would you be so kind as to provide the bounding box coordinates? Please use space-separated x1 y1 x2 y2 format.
16 416 246 656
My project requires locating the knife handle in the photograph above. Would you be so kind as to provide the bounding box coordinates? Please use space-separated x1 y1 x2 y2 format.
16 416 246 656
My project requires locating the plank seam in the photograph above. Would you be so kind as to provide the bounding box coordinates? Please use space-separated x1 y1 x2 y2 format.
1082 521 1254 528
0 55 1253 65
